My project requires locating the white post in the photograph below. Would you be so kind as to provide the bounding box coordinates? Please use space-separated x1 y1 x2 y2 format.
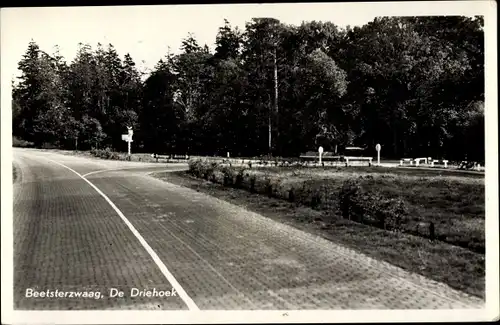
127 126 133 160
375 144 381 166
318 146 324 165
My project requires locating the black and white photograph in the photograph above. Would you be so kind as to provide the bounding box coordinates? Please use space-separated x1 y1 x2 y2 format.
1 1 498 324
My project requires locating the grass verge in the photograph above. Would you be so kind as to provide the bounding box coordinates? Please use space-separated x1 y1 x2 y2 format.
13 164 18 183
151 167 485 299
187 160 484 253
36 148 187 164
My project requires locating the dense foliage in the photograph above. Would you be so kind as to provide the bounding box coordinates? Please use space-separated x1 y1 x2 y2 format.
12 16 484 161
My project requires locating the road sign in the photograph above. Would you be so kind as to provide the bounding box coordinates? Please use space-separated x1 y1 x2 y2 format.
121 134 129 141
375 144 381 152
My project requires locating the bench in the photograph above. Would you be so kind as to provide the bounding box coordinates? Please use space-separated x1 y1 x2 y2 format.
344 156 373 166
400 158 413 166
299 152 342 161
430 159 449 168
414 157 429 166
431 159 449 168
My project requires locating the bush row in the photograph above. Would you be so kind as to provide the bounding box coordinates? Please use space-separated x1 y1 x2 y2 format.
338 179 408 231
12 136 35 148
90 147 122 160
188 159 409 232
197 157 350 169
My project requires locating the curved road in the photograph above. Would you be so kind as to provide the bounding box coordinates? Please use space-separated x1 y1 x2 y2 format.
12 148 484 310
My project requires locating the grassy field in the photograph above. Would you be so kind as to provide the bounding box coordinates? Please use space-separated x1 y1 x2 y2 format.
251 166 484 251
154 169 485 298
186 162 485 252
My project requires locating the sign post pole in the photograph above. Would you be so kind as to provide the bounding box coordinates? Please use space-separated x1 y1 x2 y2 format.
318 146 324 165
126 126 133 160
375 143 381 166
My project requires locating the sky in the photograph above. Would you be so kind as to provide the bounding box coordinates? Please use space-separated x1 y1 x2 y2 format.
1 3 380 79
0 1 492 81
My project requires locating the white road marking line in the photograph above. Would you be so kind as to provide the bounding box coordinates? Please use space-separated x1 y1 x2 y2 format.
45 158 200 311
82 166 188 178
145 169 188 176
82 167 150 178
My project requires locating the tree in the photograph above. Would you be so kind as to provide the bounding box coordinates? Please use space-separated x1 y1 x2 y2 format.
12 17 484 160
140 58 181 153
170 34 215 153
215 19 242 61
13 41 68 146
241 18 283 156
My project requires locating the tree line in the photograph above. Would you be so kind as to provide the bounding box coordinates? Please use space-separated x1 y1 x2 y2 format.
12 16 484 161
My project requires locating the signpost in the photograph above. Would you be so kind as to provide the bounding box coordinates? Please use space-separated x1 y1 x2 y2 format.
122 126 133 160
375 143 381 166
318 146 324 165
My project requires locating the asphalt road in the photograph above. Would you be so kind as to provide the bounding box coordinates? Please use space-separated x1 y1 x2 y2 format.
12 148 484 310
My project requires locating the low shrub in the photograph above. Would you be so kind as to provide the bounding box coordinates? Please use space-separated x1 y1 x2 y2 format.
212 169 225 184
235 169 246 188
264 178 273 197
249 175 256 193
188 159 204 177
12 136 35 148
90 147 121 160
206 162 219 181
310 191 322 209
338 179 360 220
188 159 222 181
221 165 235 186
288 187 296 202
41 142 59 149
338 178 408 231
